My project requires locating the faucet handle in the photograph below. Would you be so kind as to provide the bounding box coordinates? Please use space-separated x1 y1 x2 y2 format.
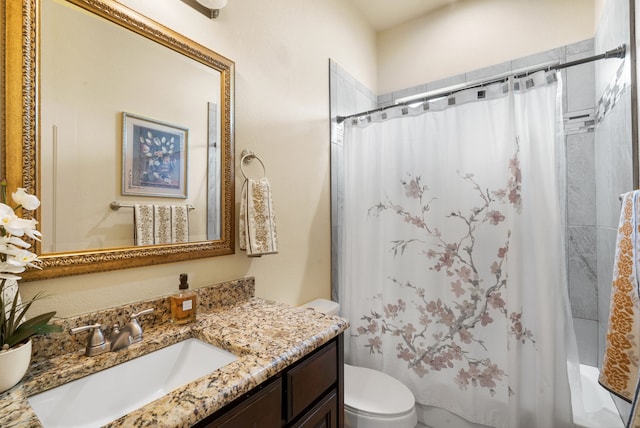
128 308 154 343
130 308 154 320
70 323 110 356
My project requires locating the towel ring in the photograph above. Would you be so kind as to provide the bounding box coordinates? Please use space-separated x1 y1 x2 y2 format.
240 149 267 179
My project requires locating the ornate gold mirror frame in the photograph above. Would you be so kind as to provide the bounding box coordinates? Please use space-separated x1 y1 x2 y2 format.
3 0 235 281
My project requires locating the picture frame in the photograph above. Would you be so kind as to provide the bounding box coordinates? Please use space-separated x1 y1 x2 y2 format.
122 112 188 198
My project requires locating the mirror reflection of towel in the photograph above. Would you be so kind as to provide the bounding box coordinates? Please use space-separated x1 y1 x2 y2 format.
154 205 172 245
240 178 278 257
171 205 189 243
134 204 189 245
134 204 154 246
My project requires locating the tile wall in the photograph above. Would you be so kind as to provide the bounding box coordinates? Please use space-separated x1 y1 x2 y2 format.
328 60 376 303
595 0 634 420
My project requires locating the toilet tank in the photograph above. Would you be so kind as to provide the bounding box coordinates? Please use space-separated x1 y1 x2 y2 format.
301 299 340 316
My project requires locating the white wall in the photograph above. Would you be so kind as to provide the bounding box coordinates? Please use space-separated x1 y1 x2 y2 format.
21 0 376 317
377 0 595 94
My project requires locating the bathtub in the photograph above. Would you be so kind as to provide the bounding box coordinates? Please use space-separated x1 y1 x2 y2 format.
416 364 623 428
573 364 623 428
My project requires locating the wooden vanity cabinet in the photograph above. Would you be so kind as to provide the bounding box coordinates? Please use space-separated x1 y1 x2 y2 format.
195 334 344 428
205 378 283 428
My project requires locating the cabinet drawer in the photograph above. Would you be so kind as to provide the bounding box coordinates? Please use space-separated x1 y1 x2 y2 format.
204 378 282 428
286 342 337 421
290 390 338 428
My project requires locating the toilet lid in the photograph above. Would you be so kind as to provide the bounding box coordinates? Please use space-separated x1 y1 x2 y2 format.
344 364 415 416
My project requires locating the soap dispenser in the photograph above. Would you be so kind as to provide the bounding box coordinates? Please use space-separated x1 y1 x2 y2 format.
170 273 197 324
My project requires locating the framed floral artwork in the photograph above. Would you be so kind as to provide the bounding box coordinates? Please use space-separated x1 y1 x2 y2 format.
122 112 188 198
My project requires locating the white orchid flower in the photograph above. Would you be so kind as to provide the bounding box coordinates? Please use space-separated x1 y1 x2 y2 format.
0 235 33 258
0 203 18 228
0 183 43 283
8 236 31 248
0 236 16 252
6 236 32 249
3 217 38 238
18 219 41 241
11 188 40 211
0 261 26 280
9 250 41 269
0 272 23 280
0 243 20 257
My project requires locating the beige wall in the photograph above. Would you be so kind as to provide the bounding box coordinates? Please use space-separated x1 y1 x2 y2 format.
21 0 376 318
40 0 217 251
377 0 595 94
21 0 597 319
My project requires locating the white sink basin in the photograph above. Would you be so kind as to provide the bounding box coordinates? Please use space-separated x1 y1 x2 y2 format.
28 338 238 428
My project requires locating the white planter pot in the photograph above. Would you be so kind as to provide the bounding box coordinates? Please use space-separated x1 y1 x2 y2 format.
0 340 32 393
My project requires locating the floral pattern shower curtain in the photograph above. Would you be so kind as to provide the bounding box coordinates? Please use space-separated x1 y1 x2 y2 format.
339 71 579 428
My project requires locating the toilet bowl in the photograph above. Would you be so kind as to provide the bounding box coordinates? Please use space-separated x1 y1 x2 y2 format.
302 299 417 428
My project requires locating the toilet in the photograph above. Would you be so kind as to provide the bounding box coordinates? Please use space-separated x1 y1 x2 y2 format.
302 299 418 428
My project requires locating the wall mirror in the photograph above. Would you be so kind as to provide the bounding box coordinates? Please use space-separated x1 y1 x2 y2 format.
4 0 235 280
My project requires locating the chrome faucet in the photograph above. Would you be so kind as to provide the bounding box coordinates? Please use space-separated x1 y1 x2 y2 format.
70 308 155 356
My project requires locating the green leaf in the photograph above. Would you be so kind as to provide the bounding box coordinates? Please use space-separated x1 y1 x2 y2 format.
1 278 61 348
5 311 61 348
16 311 57 330
34 324 63 335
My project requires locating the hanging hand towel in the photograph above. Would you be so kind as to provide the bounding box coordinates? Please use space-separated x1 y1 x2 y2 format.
153 204 172 245
171 205 189 243
600 190 640 427
240 177 278 257
134 204 154 246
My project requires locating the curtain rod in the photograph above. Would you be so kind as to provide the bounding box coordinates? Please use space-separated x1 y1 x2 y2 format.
336 44 626 124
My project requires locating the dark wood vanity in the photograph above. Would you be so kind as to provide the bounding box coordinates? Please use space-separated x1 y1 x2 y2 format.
195 334 344 428
0 281 349 427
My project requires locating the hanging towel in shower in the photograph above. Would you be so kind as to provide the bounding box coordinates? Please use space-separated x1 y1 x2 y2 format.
153 204 172 245
134 204 155 246
171 205 189 243
600 190 640 427
239 177 278 257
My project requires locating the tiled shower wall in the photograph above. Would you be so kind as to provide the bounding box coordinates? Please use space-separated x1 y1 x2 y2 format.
595 0 633 420
330 37 622 368
329 60 376 303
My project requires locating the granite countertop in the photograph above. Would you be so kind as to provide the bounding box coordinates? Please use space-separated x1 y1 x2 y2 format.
0 279 348 428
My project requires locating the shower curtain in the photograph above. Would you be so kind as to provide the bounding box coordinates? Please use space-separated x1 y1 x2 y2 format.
339 71 580 428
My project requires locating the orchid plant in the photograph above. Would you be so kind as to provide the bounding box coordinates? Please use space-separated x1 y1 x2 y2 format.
0 181 61 351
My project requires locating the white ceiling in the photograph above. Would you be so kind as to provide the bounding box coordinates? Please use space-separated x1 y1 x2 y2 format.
349 0 456 31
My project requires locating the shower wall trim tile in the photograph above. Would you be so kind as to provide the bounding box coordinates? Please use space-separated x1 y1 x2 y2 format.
595 60 628 124
565 108 596 135
378 41 592 110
